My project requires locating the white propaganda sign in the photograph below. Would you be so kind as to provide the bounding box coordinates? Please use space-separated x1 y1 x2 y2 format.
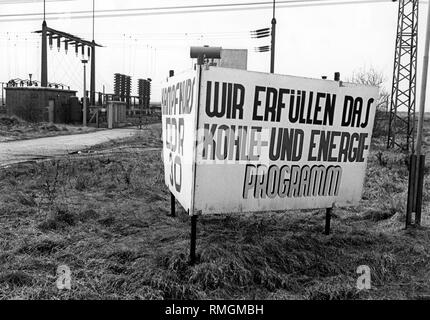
162 67 379 215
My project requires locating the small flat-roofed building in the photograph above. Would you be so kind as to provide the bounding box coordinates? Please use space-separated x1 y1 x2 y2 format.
5 86 77 123
212 49 248 70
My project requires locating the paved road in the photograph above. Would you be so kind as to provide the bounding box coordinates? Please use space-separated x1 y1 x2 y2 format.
0 128 141 167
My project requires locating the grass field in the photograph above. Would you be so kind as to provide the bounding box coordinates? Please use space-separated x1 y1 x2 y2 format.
0 122 429 300
0 116 103 142
0 114 161 142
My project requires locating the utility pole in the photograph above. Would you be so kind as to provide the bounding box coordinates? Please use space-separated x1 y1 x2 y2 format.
90 0 96 106
1 82 4 106
412 0 430 226
41 0 48 87
92 0 95 42
82 59 88 127
270 0 276 73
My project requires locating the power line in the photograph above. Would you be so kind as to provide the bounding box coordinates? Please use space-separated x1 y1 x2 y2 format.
0 0 338 16
0 0 398 22
0 0 72 4
0 29 269 42
0 31 252 37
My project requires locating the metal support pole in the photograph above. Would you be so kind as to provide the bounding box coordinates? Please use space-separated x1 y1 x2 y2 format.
92 0 95 41
90 44 96 106
167 69 177 215
406 154 417 227
139 95 142 129
270 0 276 74
415 155 425 224
325 208 332 235
42 0 47 88
170 192 176 217
41 21 48 87
413 0 430 226
90 0 96 105
1 82 4 106
190 215 198 265
83 62 87 126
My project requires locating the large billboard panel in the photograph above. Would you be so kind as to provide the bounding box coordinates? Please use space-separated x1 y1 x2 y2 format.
193 67 378 214
161 67 379 215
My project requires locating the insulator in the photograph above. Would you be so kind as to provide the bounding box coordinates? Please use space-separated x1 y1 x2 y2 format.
75 43 79 57
57 37 61 52
64 41 68 54
114 73 122 96
253 33 270 39
49 34 53 50
251 28 270 33
81 45 85 58
120 74 126 98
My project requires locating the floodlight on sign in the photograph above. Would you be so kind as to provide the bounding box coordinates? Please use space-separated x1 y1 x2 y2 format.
190 46 221 65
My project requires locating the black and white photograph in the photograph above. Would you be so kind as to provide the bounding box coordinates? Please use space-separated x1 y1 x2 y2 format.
0 0 429 315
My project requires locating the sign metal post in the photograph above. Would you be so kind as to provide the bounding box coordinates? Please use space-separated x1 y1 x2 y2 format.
168 70 176 218
325 208 332 235
190 215 198 265
188 47 221 265
170 192 176 217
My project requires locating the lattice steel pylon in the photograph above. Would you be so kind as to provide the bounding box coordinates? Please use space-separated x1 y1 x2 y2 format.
387 0 419 152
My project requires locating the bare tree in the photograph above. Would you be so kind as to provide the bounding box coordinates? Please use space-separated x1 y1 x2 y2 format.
347 67 390 105
349 67 385 86
347 67 390 138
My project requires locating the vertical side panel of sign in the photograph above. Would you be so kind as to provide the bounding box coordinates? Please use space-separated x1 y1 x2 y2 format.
161 70 198 212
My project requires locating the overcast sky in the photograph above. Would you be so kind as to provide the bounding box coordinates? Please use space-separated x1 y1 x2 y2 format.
0 0 429 109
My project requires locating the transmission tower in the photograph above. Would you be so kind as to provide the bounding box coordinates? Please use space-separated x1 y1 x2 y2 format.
387 0 419 152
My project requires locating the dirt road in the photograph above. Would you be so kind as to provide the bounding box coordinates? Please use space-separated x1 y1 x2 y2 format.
0 127 142 167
